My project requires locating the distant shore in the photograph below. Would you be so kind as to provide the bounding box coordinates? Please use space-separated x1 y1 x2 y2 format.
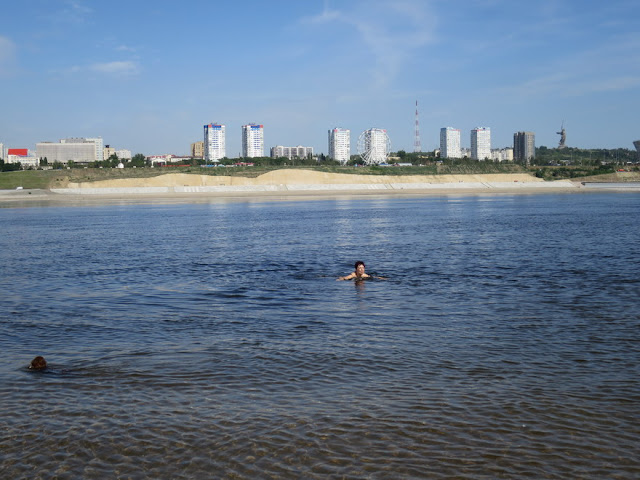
1 170 638 207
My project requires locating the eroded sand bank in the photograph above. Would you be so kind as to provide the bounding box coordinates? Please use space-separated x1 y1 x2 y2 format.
51 170 579 194
1 170 588 207
64 170 546 188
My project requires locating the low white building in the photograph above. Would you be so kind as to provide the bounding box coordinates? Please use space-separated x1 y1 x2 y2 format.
36 137 104 164
147 154 191 165
4 148 38 168
270 145 313 160
491 148 514 162
7 152 38 168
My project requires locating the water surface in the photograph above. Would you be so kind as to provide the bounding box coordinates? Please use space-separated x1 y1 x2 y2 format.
1 193 639 479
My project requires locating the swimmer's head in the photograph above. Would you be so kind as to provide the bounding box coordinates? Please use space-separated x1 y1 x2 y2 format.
29 356 47 370
354 261 365 276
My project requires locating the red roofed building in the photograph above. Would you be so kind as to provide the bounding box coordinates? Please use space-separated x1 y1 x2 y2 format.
8 148 29 157
6 148 39 168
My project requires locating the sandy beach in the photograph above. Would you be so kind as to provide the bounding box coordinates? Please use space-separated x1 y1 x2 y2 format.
2 169 635 207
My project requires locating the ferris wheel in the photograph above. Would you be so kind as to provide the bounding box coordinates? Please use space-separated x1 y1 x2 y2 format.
357 128 391 165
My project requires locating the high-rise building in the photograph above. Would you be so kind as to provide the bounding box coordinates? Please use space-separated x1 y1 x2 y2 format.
0 142 4 160
514 131 535 163
242 124 264 158
359 128 390 165
83 137 104 162
440 127 462 159
633 140 640 161
328 128 351 164
204 124 226 162
471 127 491 160
36 137 104 164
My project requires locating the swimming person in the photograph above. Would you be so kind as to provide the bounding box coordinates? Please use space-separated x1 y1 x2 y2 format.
29 356 47 370
337 261 371 281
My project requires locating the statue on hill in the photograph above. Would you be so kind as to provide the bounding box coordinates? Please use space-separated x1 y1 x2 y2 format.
556 122 567 149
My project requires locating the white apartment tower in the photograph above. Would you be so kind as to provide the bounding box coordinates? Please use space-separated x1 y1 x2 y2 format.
242 124 264 158
440 127 462 159
360 128 390 165
471 127 491 160
328 128 351 164
204 123 226 162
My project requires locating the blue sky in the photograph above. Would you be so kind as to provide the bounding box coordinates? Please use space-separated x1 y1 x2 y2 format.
1 0 639 157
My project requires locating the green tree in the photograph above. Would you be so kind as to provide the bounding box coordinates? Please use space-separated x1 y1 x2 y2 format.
107 154 119 168
129 153 146 168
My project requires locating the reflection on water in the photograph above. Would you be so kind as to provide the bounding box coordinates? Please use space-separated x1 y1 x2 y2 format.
1 193 639 479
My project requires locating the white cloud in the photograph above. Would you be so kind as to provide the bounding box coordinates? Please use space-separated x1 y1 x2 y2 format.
62 0 93 24
500 32 640 99
116 45 137 53
0 35 17 77
90 60 141 76
53 60 141 78
303 0 437 90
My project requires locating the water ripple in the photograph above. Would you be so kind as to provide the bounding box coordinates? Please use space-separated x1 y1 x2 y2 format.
1 195 639 478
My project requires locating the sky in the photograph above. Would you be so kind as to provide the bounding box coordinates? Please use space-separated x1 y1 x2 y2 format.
1 0 639 157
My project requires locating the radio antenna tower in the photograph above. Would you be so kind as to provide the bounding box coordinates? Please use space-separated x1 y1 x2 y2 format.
414 100 421 153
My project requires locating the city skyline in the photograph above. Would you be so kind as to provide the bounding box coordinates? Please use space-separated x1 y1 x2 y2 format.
1 1 639 156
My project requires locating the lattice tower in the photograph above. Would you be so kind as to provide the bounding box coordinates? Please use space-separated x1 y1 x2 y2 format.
414 100 421 153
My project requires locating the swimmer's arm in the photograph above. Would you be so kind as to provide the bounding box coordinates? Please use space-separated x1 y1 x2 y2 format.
337 272 356 281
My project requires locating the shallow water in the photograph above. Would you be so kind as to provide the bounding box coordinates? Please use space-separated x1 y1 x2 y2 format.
1 193 639 479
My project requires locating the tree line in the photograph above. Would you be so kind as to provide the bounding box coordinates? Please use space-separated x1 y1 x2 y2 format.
2 146 637 175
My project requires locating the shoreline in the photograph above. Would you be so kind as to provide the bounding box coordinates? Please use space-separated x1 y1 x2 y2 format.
0 183 593 208
1 170 638 207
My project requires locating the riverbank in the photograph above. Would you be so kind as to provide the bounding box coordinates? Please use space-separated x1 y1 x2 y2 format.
0 170 592 207
3 170 640 208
